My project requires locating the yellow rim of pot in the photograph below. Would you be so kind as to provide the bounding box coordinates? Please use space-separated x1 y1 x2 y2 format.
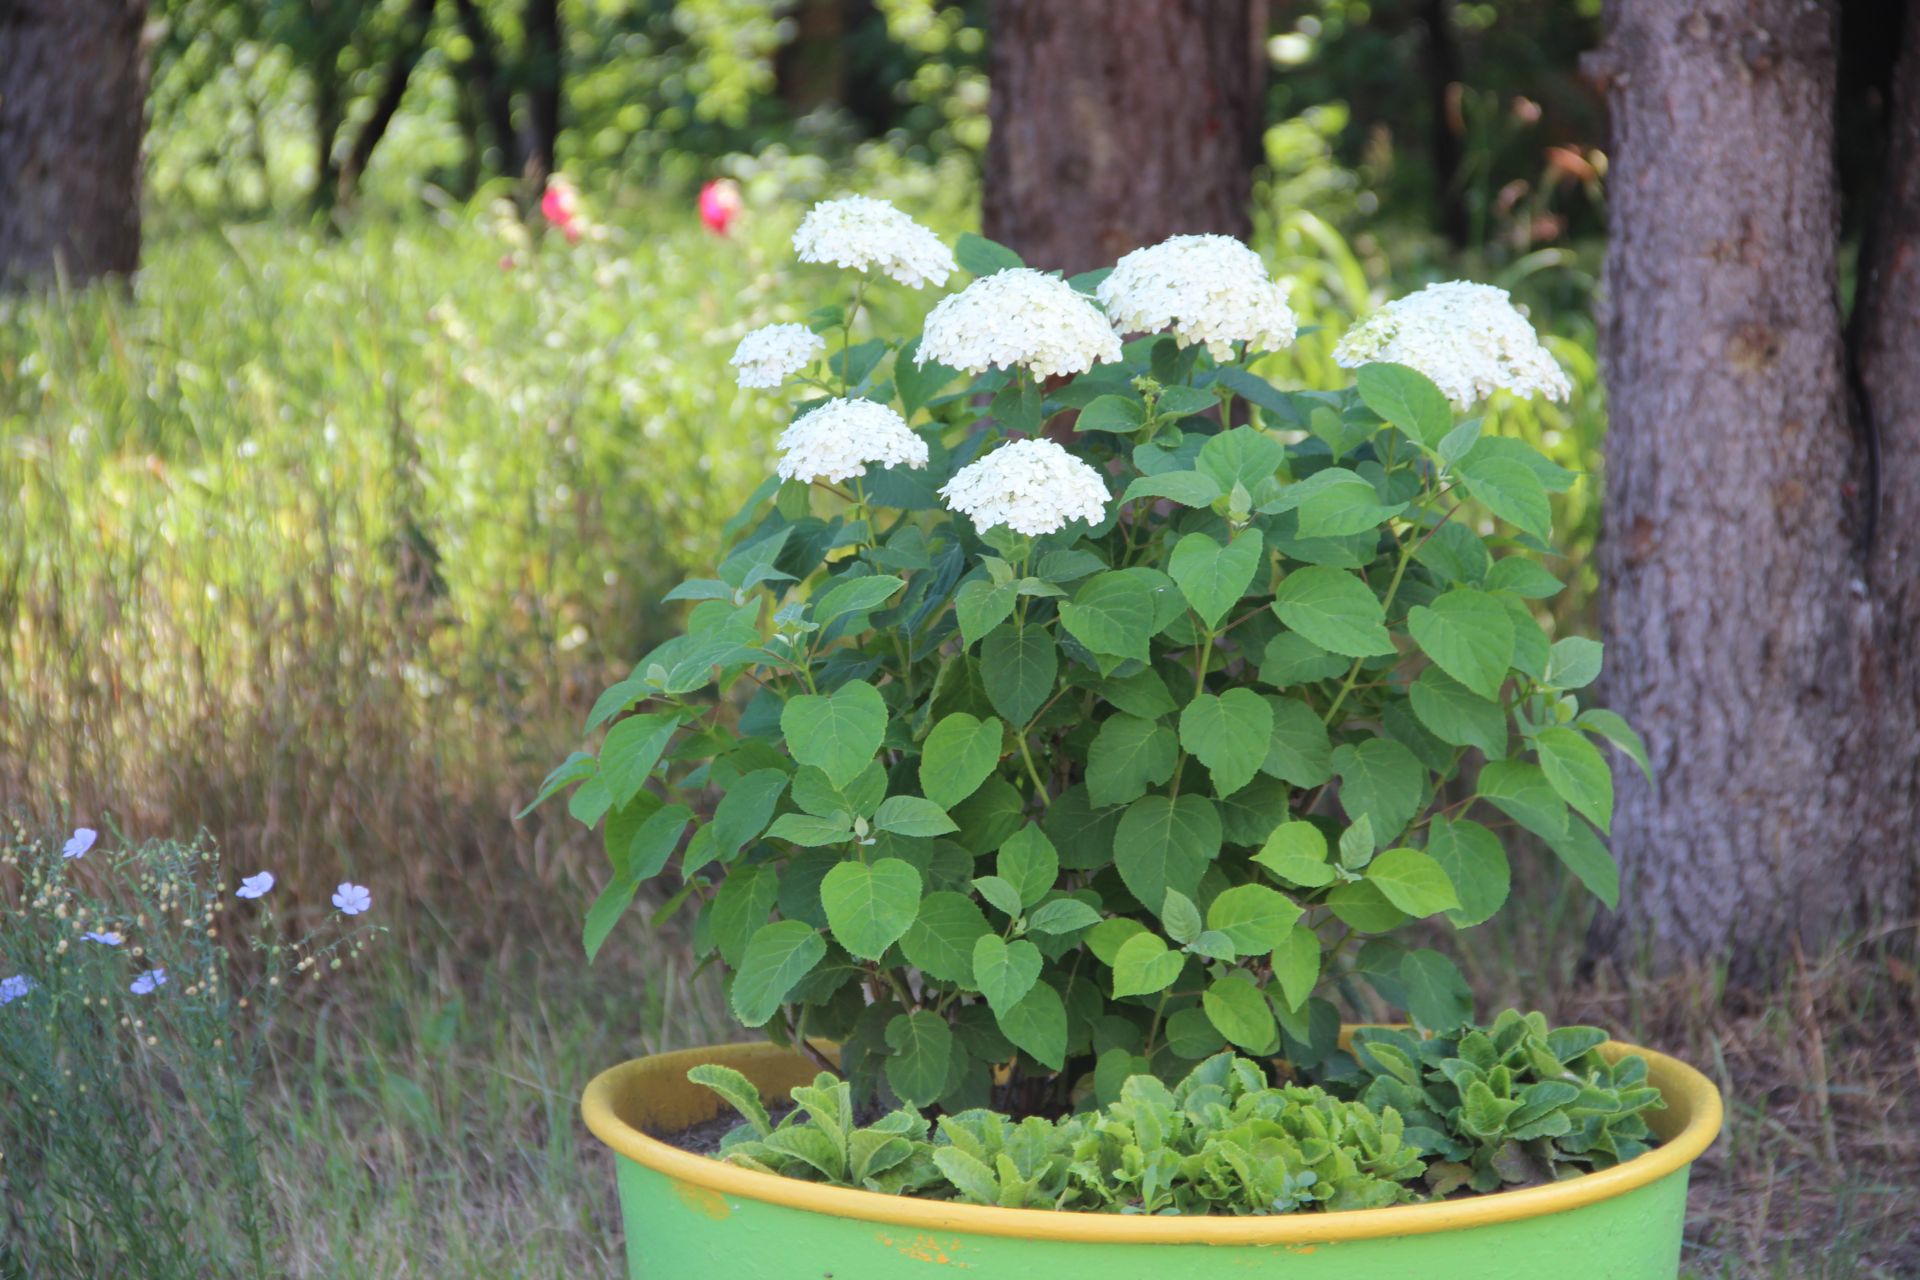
581 1032 1722 1245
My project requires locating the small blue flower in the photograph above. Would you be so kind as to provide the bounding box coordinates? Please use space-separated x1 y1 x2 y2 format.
130 969 167 996
82 930 124 946
63 828 97 859
331 882 371 916
0 975 35 1005
236 871 275 900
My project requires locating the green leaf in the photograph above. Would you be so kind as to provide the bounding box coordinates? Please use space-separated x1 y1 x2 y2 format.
1086 714 1179 808
955 578 1018 647
1262 695 1334 787
1410 668 1509 760
791 762 885 819
1213 367 1301 422
711 769 789 862
899 891 991 984
1076 394 1149 434
1120 470 1224 509
1356 362 1453 447
599 713 680 808
1254 822 1335 888
820 858 923 960
1399 949 1474 1032
687 1063 774 1137
1476 760 1569 841
932 1146 1000 1204
1260 631 1350 686
972 936 1043 1014
1325 880 1410 933
708 862 780 967
1111 932 1184 997
1093 668 1177 719
1535 726 1614 833
813 574 906 626
1179 689 1273 797
1161 889 1203 945
1332 739 1426 847
1203 973 1277 1051
1338 816 1376 870
885 1011 954 1107
996 982 1067 1070
1460 455 1552 540
1197 427 1286 493
1408 589 1515 702
521 751 596 818
1026 898 1102 935
895 335 957 416
1295 470 1406 539
766 812 855 847
1544 637 1605 691
1273 566 1393 658
1365 847 1461 917
981 624 1057 726
1485 558 1564 598
781 680 887 787
1058 572 1156 663
919 713 1005 810
1270 925 1321 1011
1206 884 1303 955
1577 709 1654 786
1113 793 1221 911
1425 816 1510 927
873 795 960 837
584 809 692 962
955 232 1025 276
1546 818 1620 910
971 874 1025 918
998 824 1060 910
730 920 827 1027
1085 917 1147 965
1167 529 1263 630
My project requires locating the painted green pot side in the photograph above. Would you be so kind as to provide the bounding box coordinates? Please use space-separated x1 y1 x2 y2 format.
583 1037 1723 1280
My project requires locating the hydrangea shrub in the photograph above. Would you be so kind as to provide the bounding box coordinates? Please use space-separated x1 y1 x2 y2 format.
533 197 1648 1113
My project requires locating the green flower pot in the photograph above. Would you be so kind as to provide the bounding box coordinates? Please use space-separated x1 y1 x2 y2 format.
581 1034 1721 1279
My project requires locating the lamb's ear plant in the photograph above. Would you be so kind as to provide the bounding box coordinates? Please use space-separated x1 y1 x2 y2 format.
1342 1011 1666 1193
535 195 1650 1113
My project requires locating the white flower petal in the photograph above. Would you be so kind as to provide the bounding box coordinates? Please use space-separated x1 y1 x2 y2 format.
776 398 929 485
792 196 955 289
730 323 825 389
1097 234 1298 359
919 269 1123 380
939 439 1110 537
1332 280 1572 406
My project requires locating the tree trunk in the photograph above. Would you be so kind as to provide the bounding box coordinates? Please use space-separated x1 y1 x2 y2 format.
0 0 149 286
337 0 438 206
453 0 521 179
522 0 562 186
982 0 1267 276
1591 0 1920 978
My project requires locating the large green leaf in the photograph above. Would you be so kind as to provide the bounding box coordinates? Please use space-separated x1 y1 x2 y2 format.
819 857 923 960
1086 714 1179 808
1206 883 1303 955
1262 695 1334 787
1110 931 1184 997
972 935 1043 1014
884 1011 954 1107
1167 529 1264 630
1113 793 1222 911
997 824 1060 909
1546 817 1620 909
899 890 992 984
996 982 1067 1070
872 796 959 838
1399 949 1474 1032
710 770 790 862
1270 925 1321 1011
583 804 693 962
1577 708 1654 786
1325 880 1411 933
1408 589 1514 702
1476 760 1569 841
954 578 1017 647
1272 566 1393 657
919 713 1005 810
1424 816 1510 927
1409 667 1508 760
1544 636 1605 691
781 680 887 787
1364 847 1461 917
812 574 906 626
1294 469 1406 539
730 920 827 1027
707 862 780 967
1179 689 1273 797
1356 361 1453 447
1254 821 1336 888
1460 455 1551 540
1331 739 1427 847
981 624 1057 726
1203 973 1277 1051
1197 427 1287 493
1058 572 1156 663
598 713 680 809
1535 726 1614 833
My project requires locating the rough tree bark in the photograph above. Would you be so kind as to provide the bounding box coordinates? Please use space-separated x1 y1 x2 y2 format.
1591 0 1920 976
0 0 150 285
982 0 1267 276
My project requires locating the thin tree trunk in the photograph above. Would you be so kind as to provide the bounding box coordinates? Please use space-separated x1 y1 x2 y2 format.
337 0 438 206
1590 0 1918 978
0 0 149 286
452 0 521 178
523 0 562 186
982 0 1267 276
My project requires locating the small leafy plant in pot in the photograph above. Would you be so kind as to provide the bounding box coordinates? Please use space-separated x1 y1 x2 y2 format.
542 196 1722 1278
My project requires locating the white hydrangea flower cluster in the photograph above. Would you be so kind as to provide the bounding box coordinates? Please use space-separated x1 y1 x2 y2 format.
1333 280 1572 406
792 196 957 290
776 397 929 485
939 438 1110 537
918 269 1124 380
1097 234 1298 360
730 323 825 389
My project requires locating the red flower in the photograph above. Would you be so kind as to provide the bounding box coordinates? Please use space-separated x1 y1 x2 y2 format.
699 178 743 235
